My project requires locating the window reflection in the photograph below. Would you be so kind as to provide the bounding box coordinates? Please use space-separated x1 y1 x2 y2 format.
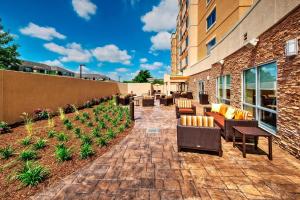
244 68 256 105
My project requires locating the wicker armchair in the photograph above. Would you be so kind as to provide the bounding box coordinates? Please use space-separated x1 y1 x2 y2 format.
175 99 196 118
142 96 155 107
160 96 174 106
177 119 222 156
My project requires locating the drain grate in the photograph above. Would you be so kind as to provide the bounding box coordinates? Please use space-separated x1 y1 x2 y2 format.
146 128 160 134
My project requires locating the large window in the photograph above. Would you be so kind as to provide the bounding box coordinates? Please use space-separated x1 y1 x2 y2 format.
207 8 216 30
216 75 231 104
207 37 216 55
243 62 277 133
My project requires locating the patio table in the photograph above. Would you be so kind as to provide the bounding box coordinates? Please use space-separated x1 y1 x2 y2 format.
232 126 272 160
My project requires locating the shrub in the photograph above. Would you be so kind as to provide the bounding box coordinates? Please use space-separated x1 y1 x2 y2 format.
20 150 38 161
98 121 106 129
48 130 56 138
21 136 31 146
80 144 94 159
74 115 80 121
91 127 100 138
118 124 125 133
0 121 11 134
56 132 68 142
63 118 70 125
94 116 100 122
21 113 34 136
87 121 94 127
107 128 116 139
65 122 73 130
97 137 108 147
82 112 90 120
55 144 72 162
17 161 49 186
73 128 81 138
79 117 86 124
0 146 14 159
80 135 92 145
58 108 65 121
64 104 75 114
34 109 49 120
83 101 92 108
112 118 119 127
34 139 47 150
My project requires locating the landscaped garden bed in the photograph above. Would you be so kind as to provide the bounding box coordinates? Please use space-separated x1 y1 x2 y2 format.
0 97 134 200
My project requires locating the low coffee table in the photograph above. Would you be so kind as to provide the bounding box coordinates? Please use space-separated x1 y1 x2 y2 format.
232 126 272 160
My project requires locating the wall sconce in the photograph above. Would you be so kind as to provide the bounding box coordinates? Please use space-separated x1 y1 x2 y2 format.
207 76 210 81
285 39 298 57
245 38 259 48
217 59 224 65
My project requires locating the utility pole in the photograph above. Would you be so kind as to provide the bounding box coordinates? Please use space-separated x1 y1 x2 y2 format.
118 76 121 82
79 64 85 79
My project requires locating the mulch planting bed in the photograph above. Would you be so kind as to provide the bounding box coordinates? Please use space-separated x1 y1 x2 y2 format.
0 100 134 200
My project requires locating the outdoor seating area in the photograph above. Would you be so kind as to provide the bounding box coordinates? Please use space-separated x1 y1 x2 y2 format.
33 103 300 200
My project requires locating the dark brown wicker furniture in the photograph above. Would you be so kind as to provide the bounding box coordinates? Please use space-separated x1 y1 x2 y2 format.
142 97 155 107
176 105 196 118
204 108 258 142
233 126 273 160
186 92 193 99
160 96 174 106
177 120 222 156
118 95 130 105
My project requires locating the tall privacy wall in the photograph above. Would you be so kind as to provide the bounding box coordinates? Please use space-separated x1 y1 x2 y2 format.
0 70 121 124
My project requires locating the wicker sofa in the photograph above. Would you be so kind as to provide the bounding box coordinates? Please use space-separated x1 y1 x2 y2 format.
142 96 155 107
175 99 196 118
160 95 174 106
177 117 222 156
204 104 258 141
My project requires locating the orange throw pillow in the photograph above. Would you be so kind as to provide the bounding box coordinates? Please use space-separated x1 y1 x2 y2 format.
219 104 228 116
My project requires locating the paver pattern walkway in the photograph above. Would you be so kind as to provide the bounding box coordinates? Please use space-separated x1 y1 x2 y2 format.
33 104 300 200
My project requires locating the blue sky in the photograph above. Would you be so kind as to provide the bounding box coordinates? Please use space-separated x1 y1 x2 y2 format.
0 0 178 80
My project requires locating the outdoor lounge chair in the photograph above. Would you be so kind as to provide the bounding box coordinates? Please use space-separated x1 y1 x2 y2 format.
204 104 258 141
142 96 155 107
175 99 196 118
160 95 174 106
177 116 222 156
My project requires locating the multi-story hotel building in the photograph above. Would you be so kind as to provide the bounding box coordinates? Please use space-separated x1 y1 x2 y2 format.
171 0 253 74
167 0 300 158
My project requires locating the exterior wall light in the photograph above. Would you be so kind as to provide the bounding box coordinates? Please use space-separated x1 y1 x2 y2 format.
285 39 298 57
245 38 259 48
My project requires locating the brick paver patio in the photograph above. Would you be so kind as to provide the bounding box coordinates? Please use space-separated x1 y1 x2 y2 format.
33 104 300 200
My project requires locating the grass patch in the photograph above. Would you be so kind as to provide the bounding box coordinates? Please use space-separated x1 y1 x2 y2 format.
0 146 14 160
55 144 72 162
80 144 94 159
19 149 38 161
16 161 49 186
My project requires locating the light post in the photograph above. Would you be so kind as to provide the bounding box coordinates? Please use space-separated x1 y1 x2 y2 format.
79 64 85 79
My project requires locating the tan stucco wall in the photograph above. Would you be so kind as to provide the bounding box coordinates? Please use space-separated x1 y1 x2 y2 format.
116 83 128 95
127 83 152 96
0 70 121 124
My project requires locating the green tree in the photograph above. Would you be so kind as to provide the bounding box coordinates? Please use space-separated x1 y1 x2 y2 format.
132 70 152 83
152 79 164 85
0 19 21 70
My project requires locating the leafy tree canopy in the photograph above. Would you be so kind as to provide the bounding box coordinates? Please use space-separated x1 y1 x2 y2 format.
132 70 152 83
0 19 21 70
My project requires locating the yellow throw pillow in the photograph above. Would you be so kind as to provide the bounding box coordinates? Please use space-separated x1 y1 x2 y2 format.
180 115 187 125
197 116 203 127
203 117 208 127
219 104 228 116
186 116 192 126
225 107 236 119
211 103 221 113
208 116 214 127
192 116 197 126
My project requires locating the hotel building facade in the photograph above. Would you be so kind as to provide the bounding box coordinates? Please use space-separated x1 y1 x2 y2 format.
169 0 300 158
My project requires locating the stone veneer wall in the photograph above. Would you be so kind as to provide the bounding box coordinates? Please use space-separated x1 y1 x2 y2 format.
188 6 300 158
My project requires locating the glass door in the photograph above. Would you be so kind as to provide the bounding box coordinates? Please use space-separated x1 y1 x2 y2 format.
198 80 205 94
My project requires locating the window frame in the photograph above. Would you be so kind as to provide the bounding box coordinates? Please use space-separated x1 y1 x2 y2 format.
206 37 216 55
242 61 278 134
206 7 216 31
216 74 231 105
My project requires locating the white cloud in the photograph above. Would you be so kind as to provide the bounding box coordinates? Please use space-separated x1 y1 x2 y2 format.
140 58 148 63
141 0 178 32
150 31 171 51
108 72 119 80
20 22 66 41
116 68 129 72
42 59 63 66
92 44 132 65
141 61 163 70
72 0 97 20
44 42 92 63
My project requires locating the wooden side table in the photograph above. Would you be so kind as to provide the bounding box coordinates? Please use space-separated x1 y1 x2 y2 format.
232 126 273 160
